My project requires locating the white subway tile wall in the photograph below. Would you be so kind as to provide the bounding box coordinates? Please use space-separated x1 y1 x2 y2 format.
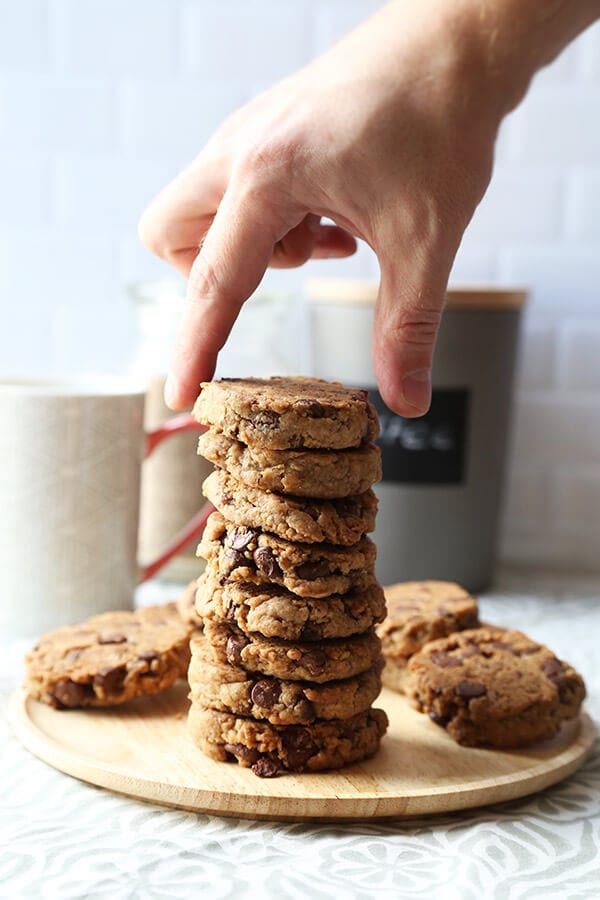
0 0 599 572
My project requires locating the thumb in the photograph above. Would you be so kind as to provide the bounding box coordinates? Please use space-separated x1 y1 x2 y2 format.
372 253 451 418
165 188 290 410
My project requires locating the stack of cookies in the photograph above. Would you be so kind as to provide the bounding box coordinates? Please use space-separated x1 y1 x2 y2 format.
187 376 389 777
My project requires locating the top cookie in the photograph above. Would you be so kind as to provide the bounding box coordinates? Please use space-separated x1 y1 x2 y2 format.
193 376 379 450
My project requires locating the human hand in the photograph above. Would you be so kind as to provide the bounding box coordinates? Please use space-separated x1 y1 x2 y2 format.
138 0 570 414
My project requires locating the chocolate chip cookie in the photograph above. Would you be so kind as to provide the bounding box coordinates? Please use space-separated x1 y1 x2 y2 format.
25 603 194 709
406 627 586 748
193 376 379 450
198 431 382 498
198 511 376 598
203 469 377 545
377 581 480 693
188 632 383 725
197 562 386 641
203 620 382 683
188 704 389 776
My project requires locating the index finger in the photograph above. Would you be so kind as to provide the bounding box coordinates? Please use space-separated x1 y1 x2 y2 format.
165 186 298 410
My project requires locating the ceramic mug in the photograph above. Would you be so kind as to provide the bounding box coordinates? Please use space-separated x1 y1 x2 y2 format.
0 377 210 638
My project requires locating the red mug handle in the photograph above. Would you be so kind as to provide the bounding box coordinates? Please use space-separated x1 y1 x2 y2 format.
139 413 214 583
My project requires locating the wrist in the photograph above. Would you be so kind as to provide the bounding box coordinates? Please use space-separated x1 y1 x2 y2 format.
452 0 600 116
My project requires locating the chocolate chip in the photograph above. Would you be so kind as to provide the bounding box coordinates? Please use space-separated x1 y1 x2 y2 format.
542 657 565 679
230 528 257 551
338 722 355 741
251 410 280 429
553 675 573 701
224 743 260 766
543 659 572 701
253 547 281 579
295 560 331 580
52 679 93 709
303 506 320 521
300 622 322 641
294 398 325 418
454 681 487 699
251 679 282 708
225 603 238 622
93 664 127 694
302 648 327 676
252 754 283 778
429 650 462 668
138 650 159 663
97 633 127 645
340 498 361 516
281 727 318 768
490 640 517 654
225 548 246 569
429 709 450 727
226 633 249 666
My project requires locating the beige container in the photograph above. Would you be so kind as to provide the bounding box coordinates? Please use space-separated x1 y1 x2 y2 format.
306 279 528 592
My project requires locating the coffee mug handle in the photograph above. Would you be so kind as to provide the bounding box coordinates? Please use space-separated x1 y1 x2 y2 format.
139 414 214 583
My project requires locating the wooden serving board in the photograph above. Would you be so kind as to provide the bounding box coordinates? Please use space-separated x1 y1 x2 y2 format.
9 685 594 822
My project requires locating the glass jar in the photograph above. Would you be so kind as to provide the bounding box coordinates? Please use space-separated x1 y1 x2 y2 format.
128 279 297 583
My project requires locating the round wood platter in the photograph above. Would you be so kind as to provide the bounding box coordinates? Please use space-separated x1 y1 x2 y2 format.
9 685 594 822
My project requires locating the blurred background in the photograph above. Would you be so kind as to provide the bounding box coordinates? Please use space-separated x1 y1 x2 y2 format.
1 0 600 575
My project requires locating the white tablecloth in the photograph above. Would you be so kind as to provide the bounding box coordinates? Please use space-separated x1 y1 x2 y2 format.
2 570 599 899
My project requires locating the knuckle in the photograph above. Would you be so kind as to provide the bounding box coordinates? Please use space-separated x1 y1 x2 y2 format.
236 132 296 184
187 253 220 305
391 307 442 348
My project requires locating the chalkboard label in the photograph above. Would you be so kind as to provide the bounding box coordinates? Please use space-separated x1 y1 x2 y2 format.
368 387 469 484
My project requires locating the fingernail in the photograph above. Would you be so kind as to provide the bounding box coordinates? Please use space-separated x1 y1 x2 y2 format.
402 369 431 412
164 372 178 408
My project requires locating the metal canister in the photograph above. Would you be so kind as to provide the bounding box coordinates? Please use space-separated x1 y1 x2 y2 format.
306 279 527 592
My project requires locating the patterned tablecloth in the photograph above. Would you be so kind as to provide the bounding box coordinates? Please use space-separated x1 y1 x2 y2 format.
2 570 599 900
